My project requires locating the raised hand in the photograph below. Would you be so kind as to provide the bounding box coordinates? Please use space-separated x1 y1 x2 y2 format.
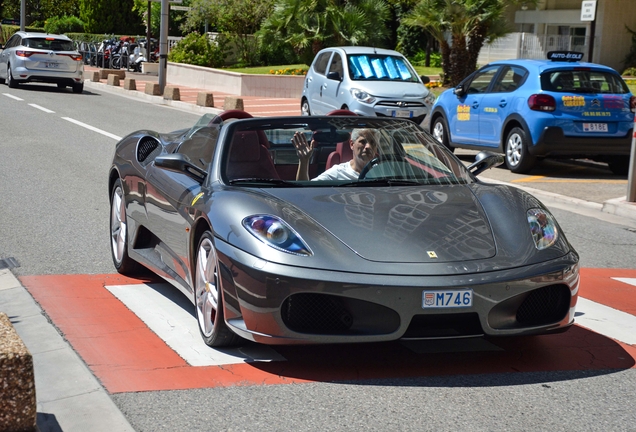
292 131 315 163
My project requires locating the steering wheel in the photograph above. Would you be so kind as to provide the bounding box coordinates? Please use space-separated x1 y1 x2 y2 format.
358 154 404 180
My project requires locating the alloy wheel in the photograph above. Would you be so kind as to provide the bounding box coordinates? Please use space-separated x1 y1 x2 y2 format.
195 237 219 338
110 186 126 264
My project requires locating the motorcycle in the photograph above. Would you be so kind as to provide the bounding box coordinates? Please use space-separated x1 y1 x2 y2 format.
126 42 146 72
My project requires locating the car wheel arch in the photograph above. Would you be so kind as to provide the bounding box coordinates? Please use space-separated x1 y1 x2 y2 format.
501 115 532 153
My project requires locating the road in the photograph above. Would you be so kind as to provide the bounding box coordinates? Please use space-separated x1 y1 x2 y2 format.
1 83 636 431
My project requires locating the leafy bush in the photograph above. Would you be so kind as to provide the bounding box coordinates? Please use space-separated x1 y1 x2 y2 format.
45 16 85 34
622 67 636 77
410 51 442 68
168 32 226 68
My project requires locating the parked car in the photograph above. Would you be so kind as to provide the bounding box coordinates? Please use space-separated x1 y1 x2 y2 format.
109 109 579 347
301 46 436 127
429 51 635 174
0 31 84 93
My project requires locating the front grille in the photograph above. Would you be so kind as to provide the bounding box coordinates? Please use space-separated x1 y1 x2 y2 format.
516 284 570 326
376 101 426 108
403 313 483 339
282 294 353 334
137 136 160 165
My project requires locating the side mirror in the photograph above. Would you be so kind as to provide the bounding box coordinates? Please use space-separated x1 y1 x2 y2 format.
453 84 466 97
155 153 207 183
326 71 342 81
467 151 504 176
420 75 430 84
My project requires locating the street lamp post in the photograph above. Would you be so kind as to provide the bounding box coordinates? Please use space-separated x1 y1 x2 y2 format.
158 0 169 94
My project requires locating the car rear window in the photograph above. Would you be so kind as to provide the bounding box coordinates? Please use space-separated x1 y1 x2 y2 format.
541 69 629 94
23 38 74 51
348 54 419 82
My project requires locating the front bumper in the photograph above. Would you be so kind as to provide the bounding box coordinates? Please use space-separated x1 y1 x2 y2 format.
216 241 580 345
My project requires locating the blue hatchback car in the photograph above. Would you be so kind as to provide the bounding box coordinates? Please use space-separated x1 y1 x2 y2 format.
429 52 635 174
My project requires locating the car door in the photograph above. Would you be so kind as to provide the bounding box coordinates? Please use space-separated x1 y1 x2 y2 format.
144 163 205 287
478 65 527 147
0 34 19 78
449 65 500 145
307 51 333 115
321 52 345 112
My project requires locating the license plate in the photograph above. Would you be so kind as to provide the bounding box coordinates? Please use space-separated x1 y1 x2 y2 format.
422 289 473 308
392 110 413 118
45 62 60 68
583 123 608 132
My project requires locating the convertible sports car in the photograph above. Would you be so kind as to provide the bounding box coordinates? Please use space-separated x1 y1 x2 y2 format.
109 110 580 347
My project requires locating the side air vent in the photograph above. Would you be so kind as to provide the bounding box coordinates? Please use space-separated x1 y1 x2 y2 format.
137 136 161 165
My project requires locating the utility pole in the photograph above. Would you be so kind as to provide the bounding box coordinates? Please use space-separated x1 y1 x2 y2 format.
20 0 25 31
158 0 169 94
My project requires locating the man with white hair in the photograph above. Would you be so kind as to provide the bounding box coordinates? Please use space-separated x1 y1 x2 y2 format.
292 128 379 181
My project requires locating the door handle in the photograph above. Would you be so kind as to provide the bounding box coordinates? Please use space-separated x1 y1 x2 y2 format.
499 99 507 107
472 102 479 109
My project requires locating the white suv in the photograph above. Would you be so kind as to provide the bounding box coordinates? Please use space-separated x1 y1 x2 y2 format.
0 31 84 93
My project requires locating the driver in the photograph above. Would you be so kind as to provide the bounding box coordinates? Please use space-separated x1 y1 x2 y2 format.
292 128 379 181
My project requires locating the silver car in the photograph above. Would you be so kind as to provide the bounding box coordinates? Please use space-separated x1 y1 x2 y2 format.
301 46 436 126
0 31 84 93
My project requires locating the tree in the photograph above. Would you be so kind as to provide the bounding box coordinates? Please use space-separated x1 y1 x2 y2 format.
80 0 144 34
402 0 533 86
258 0 391 64
1 0 79 26
184 0 272 66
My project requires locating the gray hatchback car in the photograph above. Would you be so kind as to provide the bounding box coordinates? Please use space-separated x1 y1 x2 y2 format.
0 31 84 93
301 46 435 126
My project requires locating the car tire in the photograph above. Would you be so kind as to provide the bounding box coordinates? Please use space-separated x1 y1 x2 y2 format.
72 82 84 94
7 65 18 88
194 232 241 347
607 156 629 176
301 98 311 116
431 116 454 152
504 127 536 173
110 179 141 275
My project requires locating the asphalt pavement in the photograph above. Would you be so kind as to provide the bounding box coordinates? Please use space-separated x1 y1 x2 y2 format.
2 69 636 431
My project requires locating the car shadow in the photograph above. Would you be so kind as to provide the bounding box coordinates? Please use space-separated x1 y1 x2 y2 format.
7 83 99 96
245 325 635 386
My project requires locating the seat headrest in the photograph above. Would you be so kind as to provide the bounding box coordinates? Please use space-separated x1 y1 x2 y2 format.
230 132 262 162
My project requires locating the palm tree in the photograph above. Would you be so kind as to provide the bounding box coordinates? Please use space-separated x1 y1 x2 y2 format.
403 0 531 86
258 0 391 63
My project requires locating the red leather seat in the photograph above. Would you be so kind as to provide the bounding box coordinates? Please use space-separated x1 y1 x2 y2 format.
324 109 356 169
325 140 353 170
221 110 279 180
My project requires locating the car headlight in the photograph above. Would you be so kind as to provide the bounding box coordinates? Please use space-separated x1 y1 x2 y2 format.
424 92 436 106
527 208 558 250
243 215 312 256
351 88 376 104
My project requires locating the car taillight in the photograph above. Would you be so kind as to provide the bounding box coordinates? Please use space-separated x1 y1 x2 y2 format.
15 50 46 58
630 96 636 113
60 53 83 61
528 94 556 112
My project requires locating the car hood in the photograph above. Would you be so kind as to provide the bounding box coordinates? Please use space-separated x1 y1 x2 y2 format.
351 81 430 99
264 185 495 263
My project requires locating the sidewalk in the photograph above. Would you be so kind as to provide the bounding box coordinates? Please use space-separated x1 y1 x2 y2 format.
83 65 301 117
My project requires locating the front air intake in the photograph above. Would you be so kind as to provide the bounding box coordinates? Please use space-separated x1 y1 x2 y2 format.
516 284 570 326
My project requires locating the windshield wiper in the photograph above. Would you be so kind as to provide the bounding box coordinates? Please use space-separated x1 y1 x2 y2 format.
228 178 300 187
337 178 424 187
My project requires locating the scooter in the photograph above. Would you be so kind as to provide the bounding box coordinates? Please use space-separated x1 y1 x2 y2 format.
127 42 146 72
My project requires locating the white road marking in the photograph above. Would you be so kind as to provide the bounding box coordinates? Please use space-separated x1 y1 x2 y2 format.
28 103 55 113
62 117 122 140
3 93 23 101
576 297 636 345
105 283 286 366
612 277 636 287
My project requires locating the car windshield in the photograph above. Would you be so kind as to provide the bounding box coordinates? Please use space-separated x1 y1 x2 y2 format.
541 69 629 94
348 54 420 82
221 117 473 187
23 37 75 51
